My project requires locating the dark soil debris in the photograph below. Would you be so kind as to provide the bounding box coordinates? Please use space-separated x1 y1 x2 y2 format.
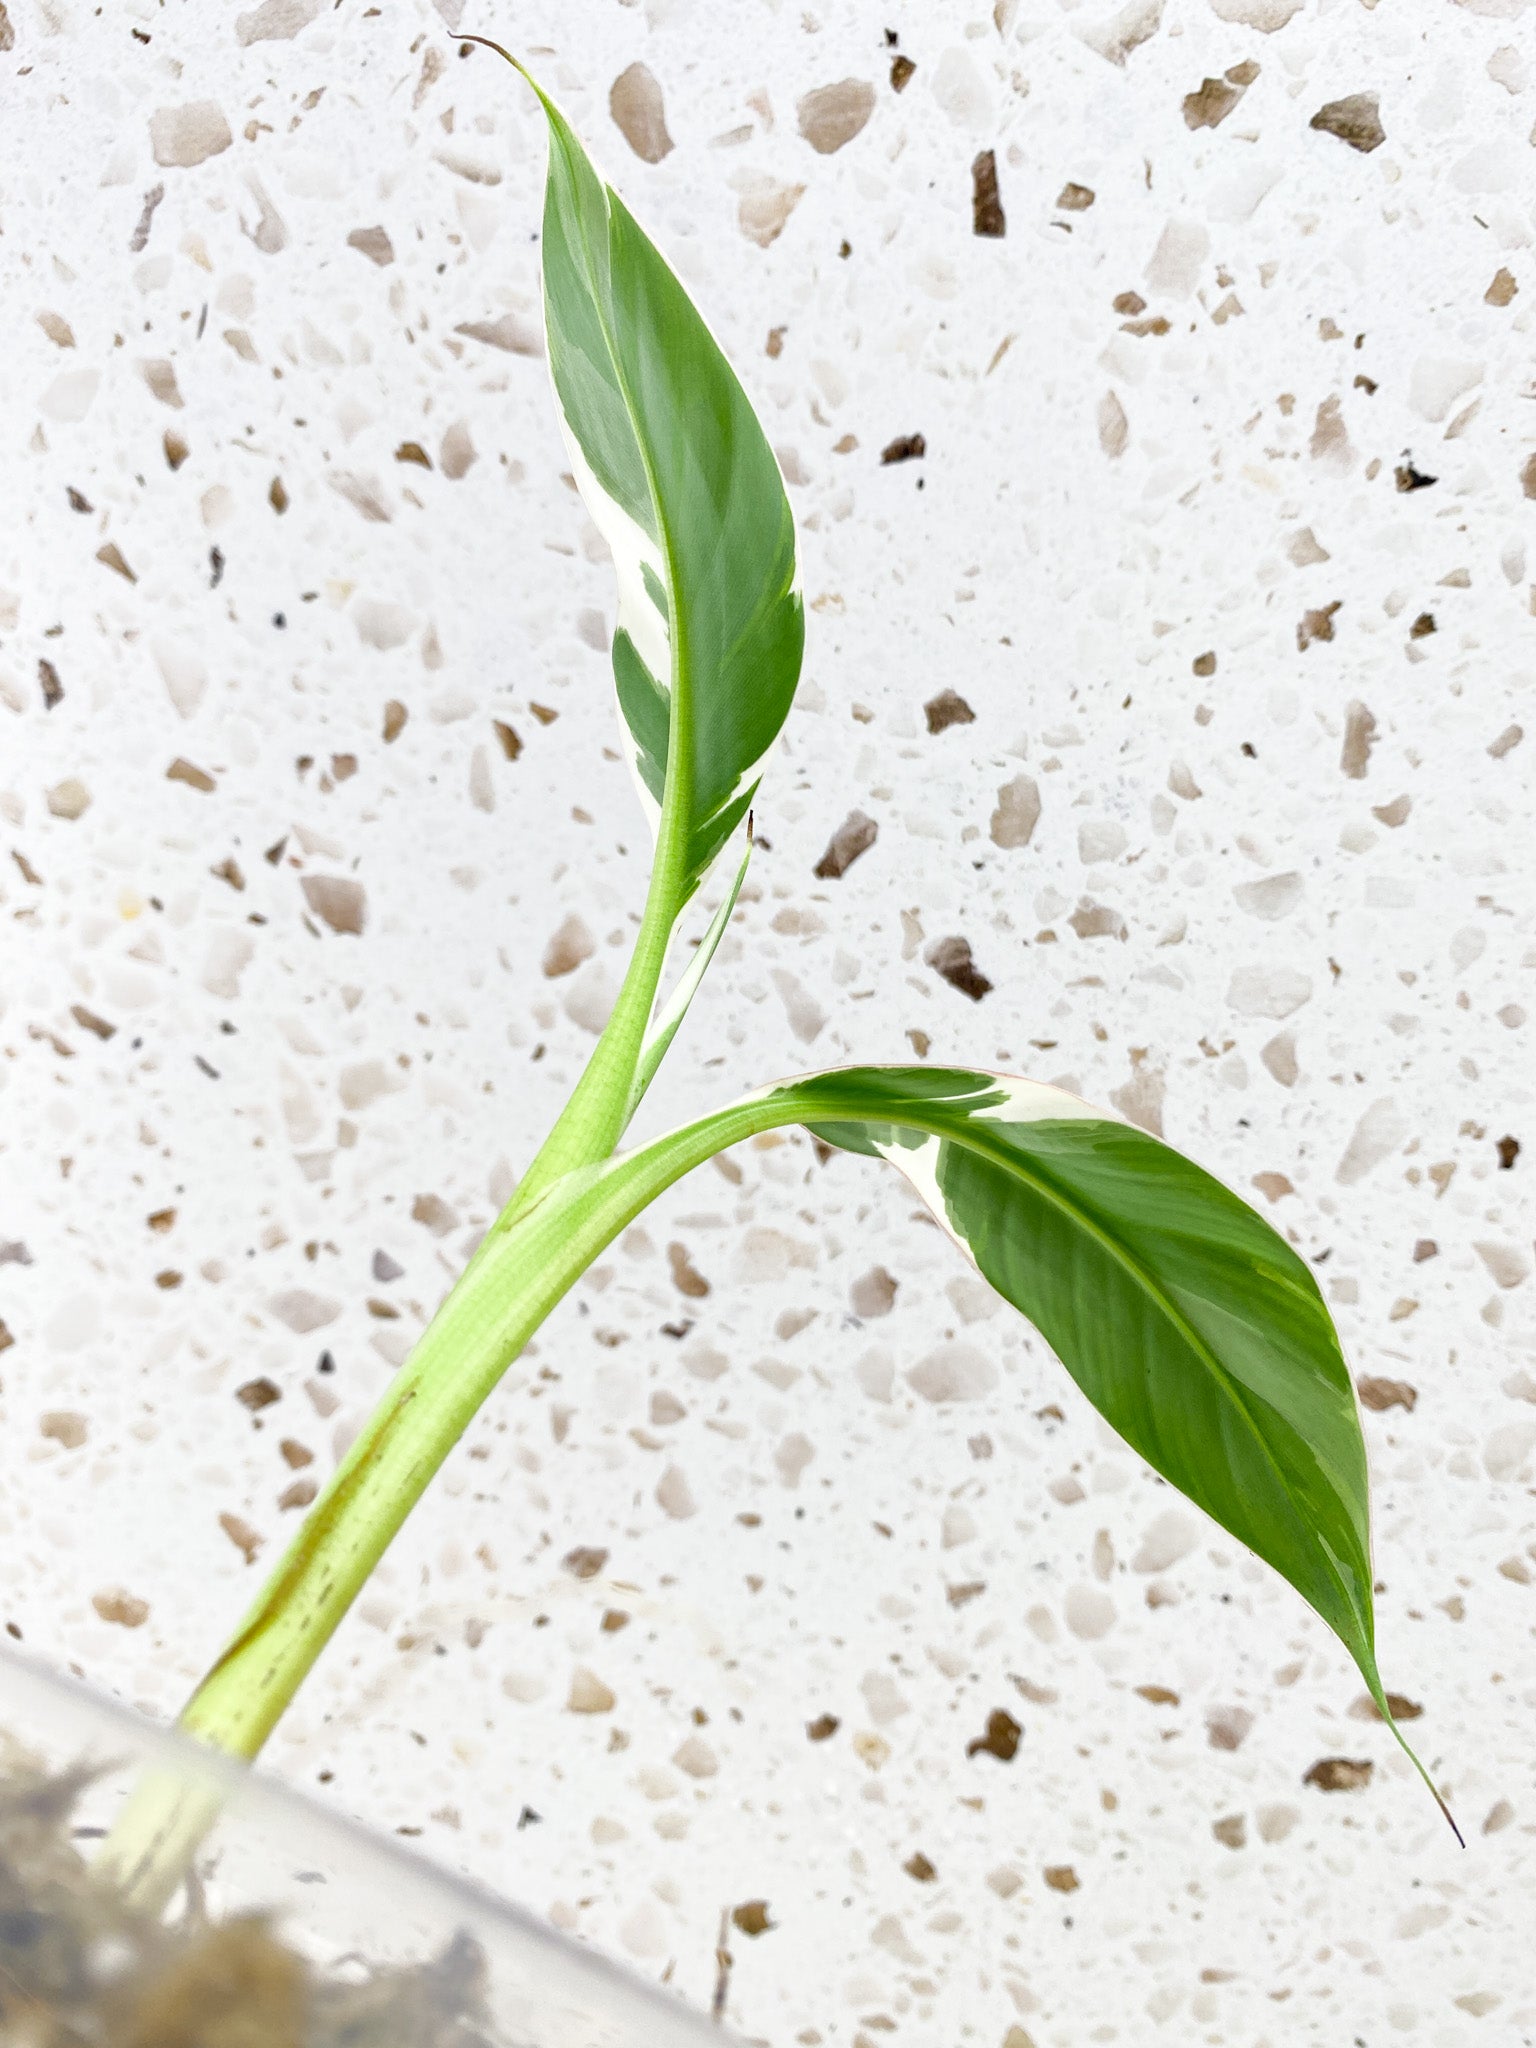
0 1761 493 2047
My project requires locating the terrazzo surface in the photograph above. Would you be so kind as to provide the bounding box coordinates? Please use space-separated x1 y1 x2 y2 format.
2 0 1533 2041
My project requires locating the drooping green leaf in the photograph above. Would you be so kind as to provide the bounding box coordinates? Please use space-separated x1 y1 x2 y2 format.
573 1064 1450 1824
476 45 803 903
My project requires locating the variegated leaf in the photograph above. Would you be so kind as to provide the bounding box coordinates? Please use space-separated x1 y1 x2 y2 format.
490 49 803 903
579 1064 1448 1821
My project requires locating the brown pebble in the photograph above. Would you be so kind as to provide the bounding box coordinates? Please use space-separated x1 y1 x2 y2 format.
904 1851 938 1881
966 1707 1021 1761
731 1900 774 1937
347 225 395 266
279 1439 314 1469
1044 1865 1079 1893
38 658 63 709
1135 1683 1180 1705
164 428 189 470
667 1241 710 1298
1212 1814 1247 1849
394 440 431 468
796 78 875 156
924 688 975 734
927 935 992 1001
1309 93 1385 154
236 1376 282 1411
383 699 408 743
492 718 522 760
148 1207 176 1232
0 1318 12 1353
609 61 674 164
92 1588 150 1628
210 856 246 890
1357 1374 1417 1412
880 432 926 465
167 757 217 792
563 1546 609 1581
1297 601 1341 651
300 874 366 935
217 1514 261 1564
1055 181 1095 212
154 1269 182 1290
1112 290 1146 315
96 542 136 582
1395 460 1436 492
1183 76 1245 130
411 1192 459 1235
40 1411 88 1449
1339 699 1377 779
1304 1756 1373 1791
813 808 877 879
278 1477 317 1510
972 149 1006 237
1349 1690 1422 1722
807 1712 840 1741
890 53 915 91
530 701 559 725
70 1004 115 1040
1486 267 1518 308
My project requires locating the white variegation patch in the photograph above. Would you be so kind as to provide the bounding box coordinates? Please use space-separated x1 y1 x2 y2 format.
870 1078 1115 1268
554 409 671 841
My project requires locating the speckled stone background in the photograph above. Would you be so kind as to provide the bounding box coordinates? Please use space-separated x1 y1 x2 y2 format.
2 0 1533 2041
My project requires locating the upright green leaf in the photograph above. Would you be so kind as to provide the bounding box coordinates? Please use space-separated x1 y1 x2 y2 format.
477 44 803 902
572 1065 1451 1826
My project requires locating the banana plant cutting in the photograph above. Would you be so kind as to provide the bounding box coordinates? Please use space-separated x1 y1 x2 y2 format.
106 47 1452 1899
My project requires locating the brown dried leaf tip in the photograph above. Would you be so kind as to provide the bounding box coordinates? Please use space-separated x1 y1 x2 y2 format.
927 935 992 1001
814 808 877 879
966 1708 1021 1762
1309 93 1385 154
1304 1756 1373 1792
972 150 1006 238
881 432 926 465
924 688 975 735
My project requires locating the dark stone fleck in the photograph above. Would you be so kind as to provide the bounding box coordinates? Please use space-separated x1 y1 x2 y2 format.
924 688 975 734
972 149 1006 237
926 935 992 1001
880 432 926 464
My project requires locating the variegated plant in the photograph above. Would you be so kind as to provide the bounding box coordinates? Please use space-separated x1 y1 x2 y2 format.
108 50 1452 1889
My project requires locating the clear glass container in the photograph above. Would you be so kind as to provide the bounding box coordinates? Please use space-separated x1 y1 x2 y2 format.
0 1643 729 2046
